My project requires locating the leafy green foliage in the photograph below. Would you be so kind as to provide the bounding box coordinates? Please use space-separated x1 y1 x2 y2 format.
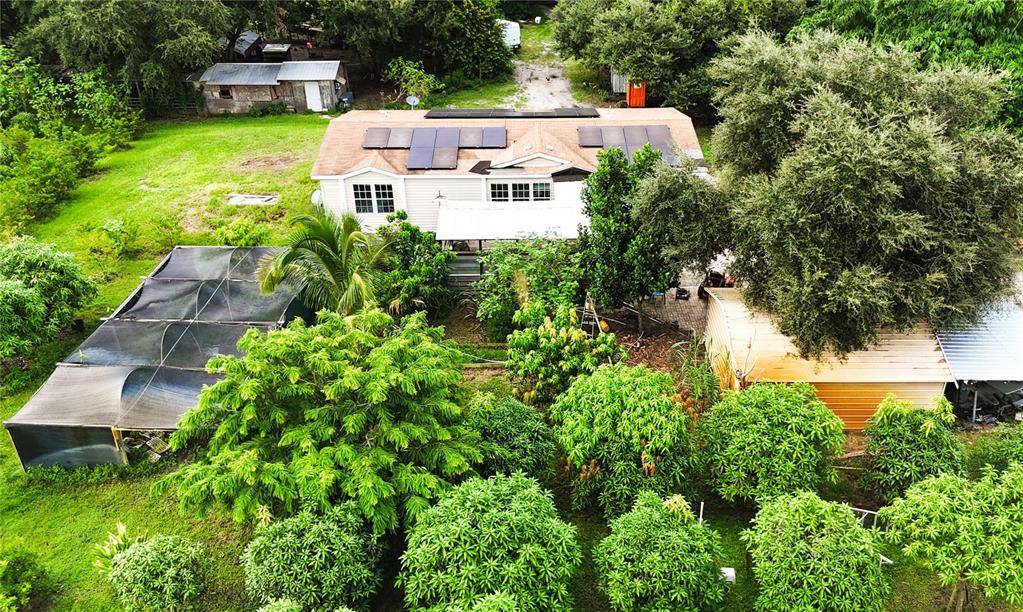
475 238 581 340
441 0 513 81
595 492 725 611
0 547 49 611
707 30 1023 357
94 522 143 579
0 237 96 334
215 217 271 247
698 382 845 502
580 145 673 322
258 211 388 314
967 424 1023 476
99 217 141 258
106 534 207 612
398 474 581 611
241 504 382 609
466 392 557 480
376 210 455 315
798 0 1023 127
743 491 890 611
384 57 445 103
881 465 1023 607
0 128 91 231
550 363 698 518
0 278 45 360
673 338 721 413
153 310 482 534
255 600 303 612
506 306 626 406
861 395 965 500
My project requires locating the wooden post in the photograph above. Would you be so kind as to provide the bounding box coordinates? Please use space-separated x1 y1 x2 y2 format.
110 427 129 465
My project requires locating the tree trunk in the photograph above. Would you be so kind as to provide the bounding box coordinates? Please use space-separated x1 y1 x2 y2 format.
947 579 969 612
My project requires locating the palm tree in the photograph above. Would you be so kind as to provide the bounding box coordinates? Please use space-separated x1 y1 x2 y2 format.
258 211 390 314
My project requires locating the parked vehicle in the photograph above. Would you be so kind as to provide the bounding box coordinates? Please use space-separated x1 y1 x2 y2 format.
498 19 521 50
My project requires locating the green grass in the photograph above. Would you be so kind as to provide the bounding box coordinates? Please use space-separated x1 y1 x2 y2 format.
425 80 522 109
695 124 715 167
519 22 558 66
564 60 614 107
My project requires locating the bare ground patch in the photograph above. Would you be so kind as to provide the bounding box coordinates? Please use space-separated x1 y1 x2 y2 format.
238 155 301 172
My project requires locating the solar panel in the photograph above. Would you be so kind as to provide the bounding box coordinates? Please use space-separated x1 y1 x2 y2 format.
459 127 483 147
435 127 460 148
410 128 436 148
600 127 625 147
362 127 390 148
432 147 458 169
482 127 506 148
578 126 602 147
386 128 413 148
624 126 648 147
407 147 434 169
645 124 671 146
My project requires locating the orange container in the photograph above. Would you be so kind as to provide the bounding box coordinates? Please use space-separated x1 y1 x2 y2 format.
626 80 646 108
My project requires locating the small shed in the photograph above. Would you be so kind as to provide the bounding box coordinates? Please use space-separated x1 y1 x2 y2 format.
192 60 348 114
705 288 953 430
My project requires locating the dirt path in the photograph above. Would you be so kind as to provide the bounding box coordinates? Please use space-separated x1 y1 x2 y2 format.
513 60 580 109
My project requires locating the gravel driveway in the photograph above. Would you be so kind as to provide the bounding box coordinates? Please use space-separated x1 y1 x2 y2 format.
512 59 581 109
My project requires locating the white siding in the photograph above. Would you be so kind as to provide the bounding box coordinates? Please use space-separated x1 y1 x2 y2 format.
404 177 482 232
320 169 403 231
319 178 345 215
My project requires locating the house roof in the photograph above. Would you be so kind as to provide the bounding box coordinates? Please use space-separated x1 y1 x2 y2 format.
936 296 1023 382
199 61 341 86
708 288 953 384
311 108 703 177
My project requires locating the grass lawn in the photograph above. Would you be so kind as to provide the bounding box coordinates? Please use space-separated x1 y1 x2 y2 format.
695 124 715 167
425 79 523 109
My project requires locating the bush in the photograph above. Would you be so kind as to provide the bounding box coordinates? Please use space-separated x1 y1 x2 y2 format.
595 492 725 611
255 600 302 612
0 278 46 360
241 504 383 610
861 394 965 499
0 237 97 333
506 305 627 405
70 69 141 149
550 363 699 518
674 338 721 413
466 392 557 479
0 134 83 230
475 239 581 340
967 423 1023 476
376 210 455 315
265 101 286 116
399 474 580 611
0 547 49 611
99 217 141 258
214 217 271 247
698 382 845 503
107 534 207 612
743 491 890 611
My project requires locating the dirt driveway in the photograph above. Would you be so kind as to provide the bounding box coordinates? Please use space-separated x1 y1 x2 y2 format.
512 59 580 109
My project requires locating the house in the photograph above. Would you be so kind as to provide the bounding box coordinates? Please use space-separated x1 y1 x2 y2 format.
704 288 953 430
2 247 305 469
191 60 349 114
310 107 704 245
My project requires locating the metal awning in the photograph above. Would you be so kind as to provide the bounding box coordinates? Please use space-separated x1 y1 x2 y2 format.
435 200 588 241
936 298 1023 382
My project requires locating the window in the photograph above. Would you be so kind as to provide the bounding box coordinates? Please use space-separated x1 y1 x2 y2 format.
353 184 373 213
374 185 394 213
219 87 232 99
490 183 509 202
532 183 551 201
512 183 530 201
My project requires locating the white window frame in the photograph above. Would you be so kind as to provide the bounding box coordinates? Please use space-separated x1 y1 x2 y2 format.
352 183 395 214
489 180 553 203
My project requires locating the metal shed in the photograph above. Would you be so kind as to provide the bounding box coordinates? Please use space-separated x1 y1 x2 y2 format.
192 61 348 114
704 288 953 430
3 247 305 469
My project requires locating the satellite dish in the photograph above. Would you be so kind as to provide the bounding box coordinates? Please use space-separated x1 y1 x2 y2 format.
406 95 420 109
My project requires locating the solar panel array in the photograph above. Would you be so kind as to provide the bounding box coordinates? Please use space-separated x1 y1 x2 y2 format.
362 127 508 170
577 124 678 164
425 108 600 119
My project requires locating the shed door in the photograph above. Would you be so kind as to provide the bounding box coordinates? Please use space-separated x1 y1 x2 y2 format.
304 81 323 111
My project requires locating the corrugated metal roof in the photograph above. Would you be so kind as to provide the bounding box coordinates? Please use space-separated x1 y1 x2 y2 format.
277 60 341 81
707 288 953 384
936 298 1023 382
202 63 281 86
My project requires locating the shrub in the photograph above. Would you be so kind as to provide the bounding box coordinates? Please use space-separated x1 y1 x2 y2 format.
0 237 97 333
70 69 141 149
674 338 720 413
107 534 207 612
881 465 1023 608
241 504 382 610
0 278 45 360
255 600 302 612
698 382 845 502
550 363 699 518
743 491 890 611
506 305 627 405
247 104 264 118
967 423 1023 477
475 239 581 340
376 210 455 315
466 392 557 479
861 394 965 499
399 474 580 611
0 135 83 230
264 101 286 116
215 217 271 247
595 492 725 611
0 547 49 611
100 217 141 258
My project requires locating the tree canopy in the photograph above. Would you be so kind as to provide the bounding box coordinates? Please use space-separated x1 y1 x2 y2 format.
152 310 482 534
